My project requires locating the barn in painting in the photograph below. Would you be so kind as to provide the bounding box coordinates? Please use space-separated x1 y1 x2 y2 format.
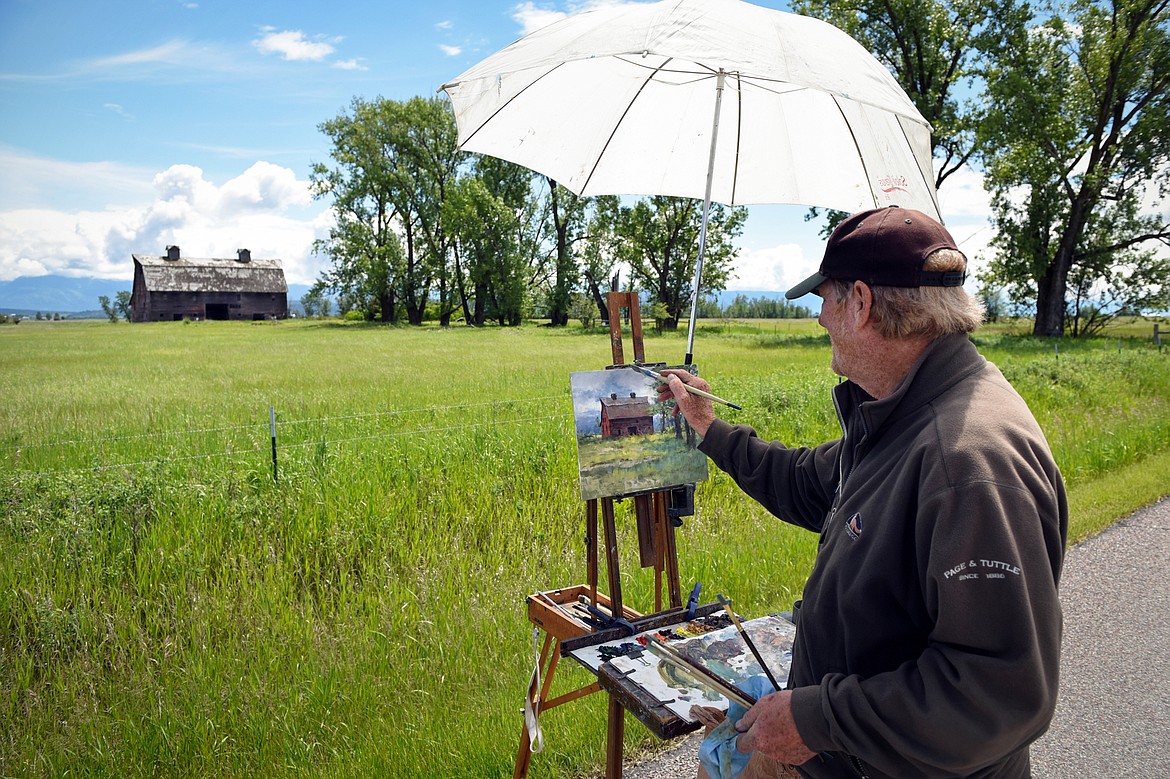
130 246 288 322
599 392 654 438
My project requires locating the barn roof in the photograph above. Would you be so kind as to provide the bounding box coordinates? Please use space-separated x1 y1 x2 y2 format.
601 395 652 419
133 254 288 294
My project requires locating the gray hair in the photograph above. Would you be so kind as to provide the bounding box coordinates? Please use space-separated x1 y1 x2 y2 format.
828 248 983 339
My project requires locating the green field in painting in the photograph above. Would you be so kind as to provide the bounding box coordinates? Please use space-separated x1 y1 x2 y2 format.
1 317 1168 778
576 430 707 500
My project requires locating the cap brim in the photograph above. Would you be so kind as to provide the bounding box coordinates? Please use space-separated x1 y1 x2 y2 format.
785 272 827 300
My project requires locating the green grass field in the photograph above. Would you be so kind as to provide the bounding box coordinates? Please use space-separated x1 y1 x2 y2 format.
2 318 1168 778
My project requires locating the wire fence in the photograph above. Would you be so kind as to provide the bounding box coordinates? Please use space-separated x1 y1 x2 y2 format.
2 394 575 479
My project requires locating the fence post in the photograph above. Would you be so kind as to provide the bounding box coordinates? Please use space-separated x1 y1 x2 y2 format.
270 405 278 484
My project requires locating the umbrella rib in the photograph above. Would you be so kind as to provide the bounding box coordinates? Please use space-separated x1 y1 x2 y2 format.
457 62 570 150
611 55 717 83
731 72 743 205
831 93 874 208
581 57 676 194
895 113 943 218
734 75 930 128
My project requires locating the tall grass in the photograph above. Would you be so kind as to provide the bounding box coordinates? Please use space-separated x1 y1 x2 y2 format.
1 319 1167 778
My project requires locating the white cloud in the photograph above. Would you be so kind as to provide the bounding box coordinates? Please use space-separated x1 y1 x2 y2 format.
435 20 453 30
512 1 642 36
0 147 155 210
512 2 570 35
726 243 818 293
77 39 248 80
0 160 330 284
937 166 992 221
90 40 194 68
439 44 463 56
252 29 338 62
333 58 368 71
217 161 312 212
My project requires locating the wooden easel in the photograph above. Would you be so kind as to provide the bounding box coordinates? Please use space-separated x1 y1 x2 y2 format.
515 292 690 779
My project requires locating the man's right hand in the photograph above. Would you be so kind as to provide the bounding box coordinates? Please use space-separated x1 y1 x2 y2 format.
657 369 717 438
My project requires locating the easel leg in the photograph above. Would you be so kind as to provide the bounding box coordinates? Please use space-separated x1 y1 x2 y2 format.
514 633 557 779
587 499 599 605
515 716 535 779
601 498 623 617
653 492 668 611
606 696 625 779
664 505 682 609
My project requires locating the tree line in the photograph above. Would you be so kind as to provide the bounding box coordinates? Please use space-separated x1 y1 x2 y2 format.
309 0 1168 337
306 95 745 330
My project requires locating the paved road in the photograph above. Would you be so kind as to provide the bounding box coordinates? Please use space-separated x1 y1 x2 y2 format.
1031 498 1170 778
611 498 1170 779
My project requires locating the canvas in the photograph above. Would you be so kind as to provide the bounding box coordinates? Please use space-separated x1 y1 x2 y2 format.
570 366 708 501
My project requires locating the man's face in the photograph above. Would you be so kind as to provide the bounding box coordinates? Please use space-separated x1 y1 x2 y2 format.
815 280 855 377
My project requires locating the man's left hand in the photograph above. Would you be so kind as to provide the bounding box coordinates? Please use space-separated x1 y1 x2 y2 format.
735 690 817 766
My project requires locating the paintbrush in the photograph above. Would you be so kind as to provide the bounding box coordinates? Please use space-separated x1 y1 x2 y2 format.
533 591 592 632
631 364 743 410
717 594 782 692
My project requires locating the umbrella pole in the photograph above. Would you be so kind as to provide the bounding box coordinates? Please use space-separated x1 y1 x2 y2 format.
684 70 726 366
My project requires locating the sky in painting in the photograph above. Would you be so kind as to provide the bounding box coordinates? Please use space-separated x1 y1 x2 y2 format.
0 0 997 295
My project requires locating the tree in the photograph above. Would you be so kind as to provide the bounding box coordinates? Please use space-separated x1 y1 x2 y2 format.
580 195 623 324
312 97 406 323
977 280 1007 323
451 155 549 326
312 96 462 325
443 176 526 326
605 196 746 330
115 291 132 322
980 0 1170 336
99 292 132 323
398 96 463 326
300 281 333 319
569 292 598 328
721 294 813 319
544 178 590 326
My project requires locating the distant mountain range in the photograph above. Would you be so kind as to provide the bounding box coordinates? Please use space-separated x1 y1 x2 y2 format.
0 274 802 318
0 275 312 317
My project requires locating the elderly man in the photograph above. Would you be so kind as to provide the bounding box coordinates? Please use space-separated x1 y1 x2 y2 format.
661 207 1067 779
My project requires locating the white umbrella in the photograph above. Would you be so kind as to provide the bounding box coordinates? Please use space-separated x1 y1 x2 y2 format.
441 0 939 362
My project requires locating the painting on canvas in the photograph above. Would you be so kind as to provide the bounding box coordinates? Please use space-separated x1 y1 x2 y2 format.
569 366 708 501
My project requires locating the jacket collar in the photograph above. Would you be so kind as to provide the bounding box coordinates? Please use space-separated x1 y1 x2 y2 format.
832 333 986 444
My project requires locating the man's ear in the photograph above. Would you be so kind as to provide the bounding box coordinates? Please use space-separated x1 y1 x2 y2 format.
851 280 873 327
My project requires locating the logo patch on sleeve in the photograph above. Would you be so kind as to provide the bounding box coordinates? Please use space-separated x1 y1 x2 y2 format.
845 512 863 540
942 558 1024 582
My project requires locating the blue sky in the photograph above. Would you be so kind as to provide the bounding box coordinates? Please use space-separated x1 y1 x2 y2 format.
0 0 996 292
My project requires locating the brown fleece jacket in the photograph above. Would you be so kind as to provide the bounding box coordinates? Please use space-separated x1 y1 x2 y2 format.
699 334 1067 779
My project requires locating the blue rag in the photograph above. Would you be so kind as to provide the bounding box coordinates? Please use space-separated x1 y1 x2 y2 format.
697 675 777 779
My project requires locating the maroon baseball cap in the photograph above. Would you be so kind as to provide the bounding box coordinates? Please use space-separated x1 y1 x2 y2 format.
785 206 967 300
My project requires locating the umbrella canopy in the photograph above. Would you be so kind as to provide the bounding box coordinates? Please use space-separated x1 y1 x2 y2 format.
440 0 940 219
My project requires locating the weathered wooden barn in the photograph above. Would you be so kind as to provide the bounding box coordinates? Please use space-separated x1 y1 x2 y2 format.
130 246 288 322
600 392 654 438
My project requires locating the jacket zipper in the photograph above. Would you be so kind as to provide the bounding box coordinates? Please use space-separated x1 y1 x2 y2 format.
832 391 870 779
829 390 848 524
